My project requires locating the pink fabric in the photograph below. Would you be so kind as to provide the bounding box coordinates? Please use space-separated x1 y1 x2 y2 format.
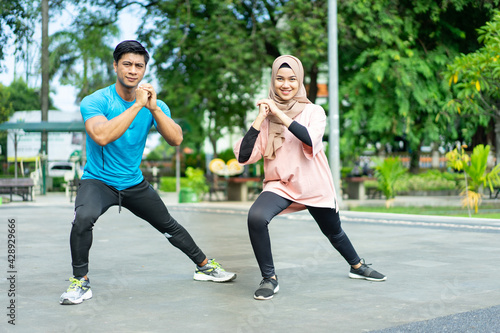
234 104 338 214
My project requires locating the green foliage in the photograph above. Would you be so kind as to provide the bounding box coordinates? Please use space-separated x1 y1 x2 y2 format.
446 144 500 213
364 170 461 193
446 9 500 120
4 0 500 169
373 157 407 199
445 9 500 163
184 167 209 199
138 0 264 153
349 204 500 219
394 170 459 193
338 1 499 168
160 177 188 192
0 83 14 123
146 141 176 161
456 145 500 192
159 168 209 199
3 78 46 111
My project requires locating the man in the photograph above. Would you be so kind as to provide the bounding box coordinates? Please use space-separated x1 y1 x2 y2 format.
60 40 236 305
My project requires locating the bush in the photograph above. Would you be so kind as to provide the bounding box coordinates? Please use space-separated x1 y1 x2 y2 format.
159 167 208 198
365 170 461 193
395 170 458 192
185 167 209 199
159 177 189 192
373 157 407 199
51 176 66 192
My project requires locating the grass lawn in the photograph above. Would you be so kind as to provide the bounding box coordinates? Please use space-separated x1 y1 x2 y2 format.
347 205 500 219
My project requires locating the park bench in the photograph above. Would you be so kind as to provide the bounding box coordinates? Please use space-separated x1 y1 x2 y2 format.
226 177 262 201
343 177 379 200
206 173 228 201
0 178 35 202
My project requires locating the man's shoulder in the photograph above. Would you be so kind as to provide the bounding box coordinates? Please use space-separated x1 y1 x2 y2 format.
81 85 115 105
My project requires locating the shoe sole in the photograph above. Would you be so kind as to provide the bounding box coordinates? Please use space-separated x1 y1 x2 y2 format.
254 285 279 300
349 273 387 282
60 289 93 305
193 273 237 282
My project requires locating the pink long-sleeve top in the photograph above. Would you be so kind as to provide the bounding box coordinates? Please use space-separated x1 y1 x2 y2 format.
234 104 338 214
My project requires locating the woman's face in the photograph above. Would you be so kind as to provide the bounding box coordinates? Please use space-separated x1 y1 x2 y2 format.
274 67 299 101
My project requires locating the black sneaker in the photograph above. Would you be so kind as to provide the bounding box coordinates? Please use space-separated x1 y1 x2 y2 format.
349 259 387 282
254 276 279 300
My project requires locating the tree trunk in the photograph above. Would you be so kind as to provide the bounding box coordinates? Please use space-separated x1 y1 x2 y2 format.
210 136 218 159
308 63 319 103
409 147 421 174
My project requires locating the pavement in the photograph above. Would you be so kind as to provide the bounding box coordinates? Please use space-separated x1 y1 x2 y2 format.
1 192 500 332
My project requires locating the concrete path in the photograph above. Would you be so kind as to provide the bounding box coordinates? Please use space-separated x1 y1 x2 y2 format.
0 192 499 332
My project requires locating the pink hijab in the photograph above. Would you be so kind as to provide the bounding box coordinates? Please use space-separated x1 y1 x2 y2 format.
264 55 312 160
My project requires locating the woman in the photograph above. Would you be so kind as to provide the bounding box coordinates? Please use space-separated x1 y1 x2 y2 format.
234 55 386 300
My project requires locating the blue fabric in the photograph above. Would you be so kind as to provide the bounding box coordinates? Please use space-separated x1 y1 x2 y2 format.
80 84 171 190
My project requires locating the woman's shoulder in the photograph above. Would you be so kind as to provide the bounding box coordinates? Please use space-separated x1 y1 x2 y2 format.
305 103 325 112
302 103 326 118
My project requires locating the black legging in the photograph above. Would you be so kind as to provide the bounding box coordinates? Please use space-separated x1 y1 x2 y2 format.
248 191 361 278
70 178 206 277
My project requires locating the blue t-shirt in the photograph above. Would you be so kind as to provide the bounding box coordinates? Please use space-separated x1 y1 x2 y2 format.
80 84 171 190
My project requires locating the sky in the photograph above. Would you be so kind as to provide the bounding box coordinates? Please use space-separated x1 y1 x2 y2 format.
0 6 142 113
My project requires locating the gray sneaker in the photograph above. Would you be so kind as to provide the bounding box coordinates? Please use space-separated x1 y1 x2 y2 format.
60 277 92 305
193 259 236 282
254 276 279 300
349 259 387 282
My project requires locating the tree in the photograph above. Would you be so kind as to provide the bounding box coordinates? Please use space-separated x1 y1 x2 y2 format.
5 78 55 111
0 84 14 123
0 0 36 65
0 79 45 167
337 0 500 172
275 0 328 104
76 0 330 154
235 0 328 103
49 7 119 102
446 9 500 164
138 0 264 155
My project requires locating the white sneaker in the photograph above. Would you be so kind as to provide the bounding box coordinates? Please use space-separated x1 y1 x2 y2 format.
193 259 236 282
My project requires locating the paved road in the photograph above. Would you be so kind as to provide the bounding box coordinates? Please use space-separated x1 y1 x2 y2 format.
0 193 499 332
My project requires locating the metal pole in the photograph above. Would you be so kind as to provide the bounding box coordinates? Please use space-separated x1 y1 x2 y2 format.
328 0 342 205
176 146 181 200
14 132 18 179
41 0 49 195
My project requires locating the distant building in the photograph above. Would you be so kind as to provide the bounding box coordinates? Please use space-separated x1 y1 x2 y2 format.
6 110 84 162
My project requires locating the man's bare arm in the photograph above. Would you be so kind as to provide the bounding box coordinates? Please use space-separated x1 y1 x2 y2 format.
85 88 149 146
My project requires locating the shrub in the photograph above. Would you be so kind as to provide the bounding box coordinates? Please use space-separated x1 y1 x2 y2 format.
159 177 190 192
185 167 209 200
394 170 458 192
373 157 407 201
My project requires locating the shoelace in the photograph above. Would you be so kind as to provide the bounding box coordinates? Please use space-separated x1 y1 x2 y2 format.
359 258 372 268
209 260 225 271
67 277 84 291
261 277 275 285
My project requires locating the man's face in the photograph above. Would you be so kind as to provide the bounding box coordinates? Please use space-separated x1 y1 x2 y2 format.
114 53 147 89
